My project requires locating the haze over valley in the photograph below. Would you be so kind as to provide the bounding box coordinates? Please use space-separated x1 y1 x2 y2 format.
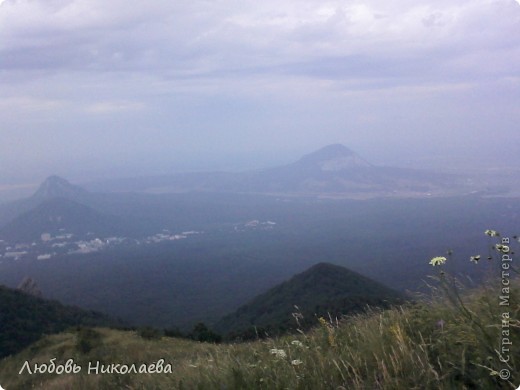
1 1 519 388
0 145 518 330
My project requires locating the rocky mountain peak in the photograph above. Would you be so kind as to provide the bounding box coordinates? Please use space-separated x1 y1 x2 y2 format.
32 175 87 200
297 144 372 171
17 277 43 298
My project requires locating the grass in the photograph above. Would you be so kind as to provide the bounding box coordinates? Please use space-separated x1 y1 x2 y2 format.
0 277 518 390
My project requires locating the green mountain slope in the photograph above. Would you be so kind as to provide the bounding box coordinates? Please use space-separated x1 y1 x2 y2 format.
215 262 406 337
0 285 119 359
0 281 516 390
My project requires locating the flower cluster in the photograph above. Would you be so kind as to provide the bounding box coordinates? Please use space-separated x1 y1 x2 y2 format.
470 255 481 264
429 256 447 266
269 349 287 359
318 317 336 346
484 229 499 237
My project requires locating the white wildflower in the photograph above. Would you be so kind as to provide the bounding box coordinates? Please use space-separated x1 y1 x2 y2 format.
470 255 481 264
429 256 447 266
291 359 303 366
291 340 304 347
269 348 287 359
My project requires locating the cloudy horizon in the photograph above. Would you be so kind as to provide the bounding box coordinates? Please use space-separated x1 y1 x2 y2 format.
1 0 519 189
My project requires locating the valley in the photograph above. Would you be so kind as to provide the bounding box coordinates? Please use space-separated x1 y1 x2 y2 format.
0 189 517 331
0 145 518 333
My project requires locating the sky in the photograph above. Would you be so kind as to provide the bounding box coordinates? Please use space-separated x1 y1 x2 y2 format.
1 0 519 190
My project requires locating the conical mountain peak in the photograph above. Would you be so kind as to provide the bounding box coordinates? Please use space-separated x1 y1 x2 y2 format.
297 144 372 170
215 262 405 335
32 175 88 200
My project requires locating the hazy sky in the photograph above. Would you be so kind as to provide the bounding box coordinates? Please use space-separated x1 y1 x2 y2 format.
1 0 519 186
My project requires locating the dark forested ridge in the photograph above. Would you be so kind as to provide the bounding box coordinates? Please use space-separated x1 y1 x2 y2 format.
0 285 119 359
215 262 406 338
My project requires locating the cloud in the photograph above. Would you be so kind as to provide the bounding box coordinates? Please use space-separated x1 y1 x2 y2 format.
0 0 518 181
0 96 65 112
84 100 146 114
1 0 517 81
1 0 517 97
